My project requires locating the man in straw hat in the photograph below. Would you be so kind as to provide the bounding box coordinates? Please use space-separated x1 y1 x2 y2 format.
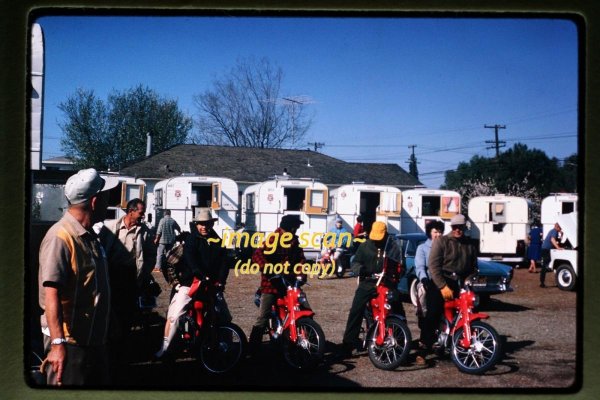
38 168 118 386
154 207 231 359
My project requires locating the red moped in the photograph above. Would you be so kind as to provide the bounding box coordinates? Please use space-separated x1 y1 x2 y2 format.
176 277 247 374
361 272 412 370
262 275 326 370
434 283 502 374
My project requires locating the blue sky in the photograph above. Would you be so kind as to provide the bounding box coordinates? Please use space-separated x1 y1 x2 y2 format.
34 15 579 188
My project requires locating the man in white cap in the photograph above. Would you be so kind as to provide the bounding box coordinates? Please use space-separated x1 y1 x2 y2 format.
154 207 231 358
38 168 118 386
428 213 478 304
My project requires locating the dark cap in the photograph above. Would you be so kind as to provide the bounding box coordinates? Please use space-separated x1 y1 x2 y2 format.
280 215 304 231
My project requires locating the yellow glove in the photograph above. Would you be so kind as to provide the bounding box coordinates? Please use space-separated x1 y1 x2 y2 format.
440 285 454 301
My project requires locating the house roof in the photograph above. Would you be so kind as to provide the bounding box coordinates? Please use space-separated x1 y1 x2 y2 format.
119 144 423 188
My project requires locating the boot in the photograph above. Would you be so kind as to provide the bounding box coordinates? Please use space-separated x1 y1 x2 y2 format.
248 326 264 357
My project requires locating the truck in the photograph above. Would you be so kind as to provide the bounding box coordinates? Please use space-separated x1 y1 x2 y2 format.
549 211 579 291
467 195 531 264
400 189 461 234
152 175 239 241
241 176 329 260
328 183 402 235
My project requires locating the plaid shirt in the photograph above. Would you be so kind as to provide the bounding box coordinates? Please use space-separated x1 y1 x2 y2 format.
252 228 306 295
156 215 181 245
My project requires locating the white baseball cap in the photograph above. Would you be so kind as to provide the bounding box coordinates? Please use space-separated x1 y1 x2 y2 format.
64 168 119 204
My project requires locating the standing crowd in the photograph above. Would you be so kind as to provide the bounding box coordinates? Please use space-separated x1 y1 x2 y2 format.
36 167 561 386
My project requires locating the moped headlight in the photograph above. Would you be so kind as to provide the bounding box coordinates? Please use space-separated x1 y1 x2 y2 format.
298 292 308 306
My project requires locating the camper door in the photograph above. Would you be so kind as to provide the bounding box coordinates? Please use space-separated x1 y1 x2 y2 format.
305 187 328 215
377 192 401 216
211 182 221 210
119 182 145 208
440 195 460 218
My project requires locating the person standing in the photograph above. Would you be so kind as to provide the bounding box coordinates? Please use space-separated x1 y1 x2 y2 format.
38 168 117 386
154 209 181 272
329 216 353 276
527 220 543 273
99 198 155 371
154 208 232 358
540 222 563 288
248 215 307 356
413 220 445 365
341 221 404 356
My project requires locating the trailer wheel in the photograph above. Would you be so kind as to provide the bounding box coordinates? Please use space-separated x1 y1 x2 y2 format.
555 263 576 291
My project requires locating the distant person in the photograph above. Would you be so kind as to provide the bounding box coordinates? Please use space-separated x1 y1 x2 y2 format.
540 222 563 288
527 220 543 273
414 220 445 365
352 215 367 253
38 168 117 386
328 217 353 276
154 209 181 272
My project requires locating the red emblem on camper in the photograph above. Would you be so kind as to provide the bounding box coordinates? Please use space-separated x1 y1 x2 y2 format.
341 191 347 198
175 190 181 198
267 194 274 202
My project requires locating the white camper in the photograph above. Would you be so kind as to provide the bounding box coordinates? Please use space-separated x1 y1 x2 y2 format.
401 189 461 234
241 176 329 259
549 211 578 291
541 193 578 237
468 195 531 263
328 183 402 235
153 175 238 241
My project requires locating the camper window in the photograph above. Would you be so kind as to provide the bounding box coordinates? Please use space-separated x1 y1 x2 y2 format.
310 190 325 208
284 188 305 211
246 193 255 210
155 189 163 207
561 201 575 214
489 202 506 223
422 196 441 217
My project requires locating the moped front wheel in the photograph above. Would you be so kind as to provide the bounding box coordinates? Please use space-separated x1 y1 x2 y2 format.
367 316 412 370
282 317 326 370
450 320 501 375
199 323 247 374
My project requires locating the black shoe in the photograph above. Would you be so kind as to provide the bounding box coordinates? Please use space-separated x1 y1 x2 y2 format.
540 283 546 288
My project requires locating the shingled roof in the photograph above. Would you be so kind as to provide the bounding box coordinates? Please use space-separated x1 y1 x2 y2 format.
120 144 422 187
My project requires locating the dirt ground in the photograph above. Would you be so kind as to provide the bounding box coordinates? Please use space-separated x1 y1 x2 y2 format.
106 263 578 392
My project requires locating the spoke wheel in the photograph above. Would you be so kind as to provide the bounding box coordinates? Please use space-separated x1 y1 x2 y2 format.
367 316 412 370
450 320 501 375
282 318 325 370
199 323 247 374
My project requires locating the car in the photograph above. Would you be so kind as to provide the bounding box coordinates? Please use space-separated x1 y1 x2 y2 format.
394 233 514 306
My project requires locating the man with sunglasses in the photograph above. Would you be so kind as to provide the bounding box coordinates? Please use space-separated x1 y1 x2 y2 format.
154 208 231 358
428 214 478 303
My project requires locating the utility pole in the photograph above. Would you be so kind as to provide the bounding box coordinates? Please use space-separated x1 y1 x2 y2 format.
406 144 420 179
308 142 325 152
484 124 506 157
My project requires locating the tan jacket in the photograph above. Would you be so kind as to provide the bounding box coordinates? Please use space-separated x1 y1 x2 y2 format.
100 217 155 288
428 234 478 289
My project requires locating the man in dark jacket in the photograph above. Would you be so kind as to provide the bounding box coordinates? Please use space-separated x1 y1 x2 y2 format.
341 221 404 356
154 208 231 358
247 215 307 355
428 213 478 300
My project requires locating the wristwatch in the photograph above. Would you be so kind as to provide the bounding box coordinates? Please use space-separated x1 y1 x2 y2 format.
50 337 67 345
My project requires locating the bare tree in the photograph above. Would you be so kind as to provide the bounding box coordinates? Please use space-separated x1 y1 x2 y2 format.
193 58 312 148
